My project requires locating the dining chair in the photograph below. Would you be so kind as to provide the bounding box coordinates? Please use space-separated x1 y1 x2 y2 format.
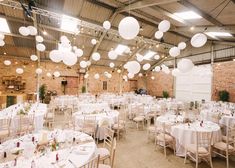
213 125 235 168
133 105 145 130
112 116 126 140
79 155 100 168
44 107 55 129
184 131 213 168
0 118 11 143
147 115 157 141
97 127 115 164
83 116 97 139
155 121 175 157
99 138 117 168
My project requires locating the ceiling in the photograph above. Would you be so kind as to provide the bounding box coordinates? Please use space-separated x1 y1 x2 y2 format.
0 0 234 70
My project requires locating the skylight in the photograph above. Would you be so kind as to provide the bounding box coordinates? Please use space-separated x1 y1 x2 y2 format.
173 11 202 20
61 15 79 32
205 32 232 38
115 44 128 55
143 51 156 60
0 18 10 33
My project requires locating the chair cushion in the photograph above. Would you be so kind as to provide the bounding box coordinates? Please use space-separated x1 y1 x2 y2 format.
213 142 234 151
222 136 234 143
186 144 208 154
97 148 110 160
157 133 173 142
99 164 111 168
133 116 145 122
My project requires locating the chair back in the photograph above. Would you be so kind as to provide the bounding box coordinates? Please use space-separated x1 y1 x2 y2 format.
226 125 235 148
195 131 213 154
79 155 100 168
110 138 117 168
0 118 11 134
83 116 96 129
103 127 115 151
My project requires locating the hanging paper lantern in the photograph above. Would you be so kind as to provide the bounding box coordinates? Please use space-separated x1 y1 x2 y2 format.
154 66 161 72
4 60 11 66
138 73 143 77
92 52 100 61
158 20 170 32
118 16 140 40
16 68 24 74
178 42 186 50
163 68 170 74
117 69 121 73
172 68 180 77
154 55 160 60
91 39 97 45
80 61 87 68
169 47 180 57
126 61 141 74
86 60 91 66
151 76 155 80
46 72 52 77
19 26 30 36
143 63 151 70
49 50 62 63
107 73 112 78
191 33 207 48
94 73 100 79
27 26 37 36
30 55 38 61
36 35 43 43
154 31 163 39
103 21 111 30
177 58 194 73
75 48 83 57
109 62 115 68
63 52 77 66
35 68 43 74
84 74 89 79
0 33 5 40
53 71 60 77
108 50 118 60
123 75 127 80
36 43 46 52
0 40 5 46
124 47 131 54
136 53 144 62
127 73 134 79
60 36 69 43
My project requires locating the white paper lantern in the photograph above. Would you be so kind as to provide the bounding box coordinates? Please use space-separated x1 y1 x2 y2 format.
138 73 143 77
84 74 89 79
124 47 131 54
108 50 118 60
127 61 141 74
53 71 60 77
36 43 46 52
46 72 52 77
154 55 160 60
177 58 194 73
154 66 161 72
36 35 43 43
91 39 97 45
136 53 144 62
30 55 38 61
191 33 207 48
0 40 5 46
163 68 170 74
154 31 163 39
73 46 77 51
109 62 115 68
172 68 180 77
63 52 77 66
178 42 186 50
117 69 121 73
127 73 134 79
60 36 69 43
86 61 91 66
103 21 111 30
49 50 62 63
143 63 151 70
118 16 140 40
124 63 128 69
151 76 155 80
4 60 11 66
158 20 170 32
19 26 30 36
0 33 5 40
169 46 180 57
75 48 84 57
80 61 87 68
92 52 101 61
107 73 112 78
35 68 43 74
16 68 24 74
94 73 100 79
27 26 37 36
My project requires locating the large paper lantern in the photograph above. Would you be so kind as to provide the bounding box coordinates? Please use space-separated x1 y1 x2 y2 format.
103 21 111 30
118 16 140 40
27 26 37 36
127 73 134 79
191 33 207 48
0 40 5 46
36 43 46 52
172 68 180 77
109 62 115 68
136 53 143 62
154 66 161 72
35 68 42 74
36 35 43 43
30 55 38 61
127 61 141 74
92 52 101 61
143 63 151 70
49 50 62 63
19 26 30 36
154 31 163 39
16 68 24 74
177 58 194 73
63 52 77 66
108 50 118 60
158 20 170 32
60 36 69 43
169 47 180 57
4 60 11 66
75 48 83 57
94 73 100 79
178 42 186 50
53 71 60 77
80 61 87 68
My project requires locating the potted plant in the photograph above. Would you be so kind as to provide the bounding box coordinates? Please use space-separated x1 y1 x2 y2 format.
162 91 169 98
39 84 46 103
218 90 229 102
82 86 86 93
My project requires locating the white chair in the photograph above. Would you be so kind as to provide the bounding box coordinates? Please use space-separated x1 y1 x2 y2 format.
184 131 213 168
0 118 11 143
133 105 145 130
79 155 100 168
83 116 97 139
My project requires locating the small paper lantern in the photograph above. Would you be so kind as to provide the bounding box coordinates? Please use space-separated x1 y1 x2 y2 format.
46 72 52 77
169 47 180 57
158 20 170 32
154 55 160 60
35 68 43 74
191 33 207 48
108 50 118 60
154 66 161 72
91 39 97 45
109 62 115 68
19 26 30 36
94 73 100 79
4 60 11 66
53 71 60 77
30 55 38 61
80 61 87 68
36 43 46 52
27 26 37 36
178 42 186 50
16 68 24 74
75 48 84 57
143 63 151 70
177 58 194 73
154 31 163 39
103 21 111 30
36 35 43 43
92 52 101 61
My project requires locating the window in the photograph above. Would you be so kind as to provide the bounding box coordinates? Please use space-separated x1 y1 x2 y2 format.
103 81 107 90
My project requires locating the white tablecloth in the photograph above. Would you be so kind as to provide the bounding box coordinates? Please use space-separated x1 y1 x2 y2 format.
78 102 110 114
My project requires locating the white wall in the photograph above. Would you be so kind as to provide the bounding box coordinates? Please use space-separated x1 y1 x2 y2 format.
175 64 212 102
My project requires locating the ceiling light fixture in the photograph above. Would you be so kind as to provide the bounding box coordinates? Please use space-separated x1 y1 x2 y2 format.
0 17 11 33
205 32 232 38
115 44 128 55
61 15 79 32
174 11 202 20
143 51 156 60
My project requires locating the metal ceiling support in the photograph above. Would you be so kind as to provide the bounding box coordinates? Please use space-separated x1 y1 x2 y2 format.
178 0 224 26
116 0 179 13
